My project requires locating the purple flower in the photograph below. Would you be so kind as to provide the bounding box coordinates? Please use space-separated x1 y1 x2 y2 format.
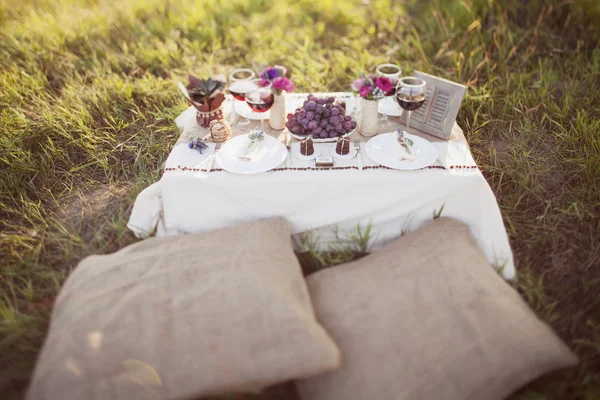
359 85 373 98
351 79 364 92
375 76 393 94
259 67 280 81
273 77 295 92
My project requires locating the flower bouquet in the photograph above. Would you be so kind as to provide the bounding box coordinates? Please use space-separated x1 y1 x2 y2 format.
259 65 295 95
352 73 393 136
259 65 295 130
351 73 393 101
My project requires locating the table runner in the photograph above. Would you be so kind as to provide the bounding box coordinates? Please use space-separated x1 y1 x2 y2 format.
128 93 515 279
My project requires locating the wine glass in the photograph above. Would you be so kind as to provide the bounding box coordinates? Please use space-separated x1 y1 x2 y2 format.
395 77 426 136
245 79 274 131
228 68 257 129
375 63 402 124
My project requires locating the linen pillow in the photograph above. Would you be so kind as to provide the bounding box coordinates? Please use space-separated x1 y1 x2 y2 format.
27 217 340 400
296 217 578 400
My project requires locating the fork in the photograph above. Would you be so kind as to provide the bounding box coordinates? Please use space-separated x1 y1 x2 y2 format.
206 142 221 171
353 140 363 170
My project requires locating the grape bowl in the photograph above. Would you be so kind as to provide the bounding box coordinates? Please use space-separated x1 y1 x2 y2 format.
284 94 358 142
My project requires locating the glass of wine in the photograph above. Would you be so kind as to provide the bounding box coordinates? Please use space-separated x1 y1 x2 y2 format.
375 63 402 124
228 68 257 129
245 79 274 131
395 76 426 136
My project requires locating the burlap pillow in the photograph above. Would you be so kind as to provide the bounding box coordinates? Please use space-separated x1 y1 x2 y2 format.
27 217 340 400
296 218 578 400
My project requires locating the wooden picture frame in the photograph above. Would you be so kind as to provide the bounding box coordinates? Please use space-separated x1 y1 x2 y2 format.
401 71 467 141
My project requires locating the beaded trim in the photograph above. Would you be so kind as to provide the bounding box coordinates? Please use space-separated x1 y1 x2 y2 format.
164 165 478 173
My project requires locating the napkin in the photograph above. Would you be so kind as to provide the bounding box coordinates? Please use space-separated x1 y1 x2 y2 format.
397 143 415 161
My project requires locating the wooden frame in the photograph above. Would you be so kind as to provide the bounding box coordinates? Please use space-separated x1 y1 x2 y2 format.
401 71 467 141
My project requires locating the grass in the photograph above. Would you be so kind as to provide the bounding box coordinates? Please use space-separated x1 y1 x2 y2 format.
0 0 599 398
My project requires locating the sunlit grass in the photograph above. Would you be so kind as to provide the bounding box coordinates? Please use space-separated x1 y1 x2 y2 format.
1 0 599 398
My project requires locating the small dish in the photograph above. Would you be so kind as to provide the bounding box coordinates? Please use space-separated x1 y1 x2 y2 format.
292 143 320 160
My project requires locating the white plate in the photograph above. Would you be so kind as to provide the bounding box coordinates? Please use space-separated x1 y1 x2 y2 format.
365 132 438 170
330 145 357 159
216 134 286 174
291 142 320 160
378 96 403 117
287 127 357 143
234 101 271 120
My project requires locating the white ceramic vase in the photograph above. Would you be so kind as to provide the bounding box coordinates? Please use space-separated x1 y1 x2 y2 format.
269 93 286 130
360 98 379 137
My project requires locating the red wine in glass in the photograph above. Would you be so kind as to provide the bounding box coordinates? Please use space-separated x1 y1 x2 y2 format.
395 77 426 135
396 94 425 111
246 94 274 113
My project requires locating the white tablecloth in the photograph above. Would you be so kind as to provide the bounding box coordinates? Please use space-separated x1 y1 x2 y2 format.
128 93 515 279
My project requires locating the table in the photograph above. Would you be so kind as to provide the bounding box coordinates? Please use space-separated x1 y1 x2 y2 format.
128 93 515 279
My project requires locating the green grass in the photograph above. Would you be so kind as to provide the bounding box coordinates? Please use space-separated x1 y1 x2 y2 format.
1 0 599 398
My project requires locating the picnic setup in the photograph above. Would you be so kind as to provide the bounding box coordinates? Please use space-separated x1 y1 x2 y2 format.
25 64 580 400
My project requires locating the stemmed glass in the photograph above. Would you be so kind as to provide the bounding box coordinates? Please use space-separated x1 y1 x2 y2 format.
395 77 426 136
375 63 402 124
228 68 257 130
245 79 274 131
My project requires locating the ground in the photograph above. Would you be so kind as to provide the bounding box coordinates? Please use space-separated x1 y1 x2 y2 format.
0 0 599 399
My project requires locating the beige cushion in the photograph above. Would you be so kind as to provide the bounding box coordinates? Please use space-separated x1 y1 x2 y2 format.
296 218 578 400
27 217 340 400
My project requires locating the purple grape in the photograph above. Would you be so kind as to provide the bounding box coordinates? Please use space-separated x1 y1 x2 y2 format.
286 121 294 129
326 124 333 132
344 115 352 121
331 108 340 116
317 98 326 105
319 119 328 127
325 103 332 110
327 97 335 103
335 124 343 132
322 109 330 118
305 101 317 111
343 121 352 130
308 120 318 130
291 126 302 134
306 111 315 120
329 131 337 138
350 121 357 129
314 126 322 134
320 131 328 138
330 116 340 125
315 104 323 113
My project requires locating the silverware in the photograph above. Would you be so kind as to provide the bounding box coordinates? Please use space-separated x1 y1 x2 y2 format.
353 140 363 170
285 132 292 167
206 142 221 171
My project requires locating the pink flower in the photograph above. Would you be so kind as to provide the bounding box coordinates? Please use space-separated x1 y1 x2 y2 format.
351 79 364 92
359 85 373 98
258 78 271 87
375 76 393 94
273 77 295 92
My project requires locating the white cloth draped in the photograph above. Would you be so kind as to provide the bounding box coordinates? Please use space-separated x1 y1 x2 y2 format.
128 94 514 279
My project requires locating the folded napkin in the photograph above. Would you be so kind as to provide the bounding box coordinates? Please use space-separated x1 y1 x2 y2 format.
396 142 415 161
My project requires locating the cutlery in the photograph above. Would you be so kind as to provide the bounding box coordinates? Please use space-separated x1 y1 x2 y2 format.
353 140 363 170
206 142 221 171
285 132 292 167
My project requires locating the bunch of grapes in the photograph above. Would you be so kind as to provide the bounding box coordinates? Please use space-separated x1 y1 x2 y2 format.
285 94 357 139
